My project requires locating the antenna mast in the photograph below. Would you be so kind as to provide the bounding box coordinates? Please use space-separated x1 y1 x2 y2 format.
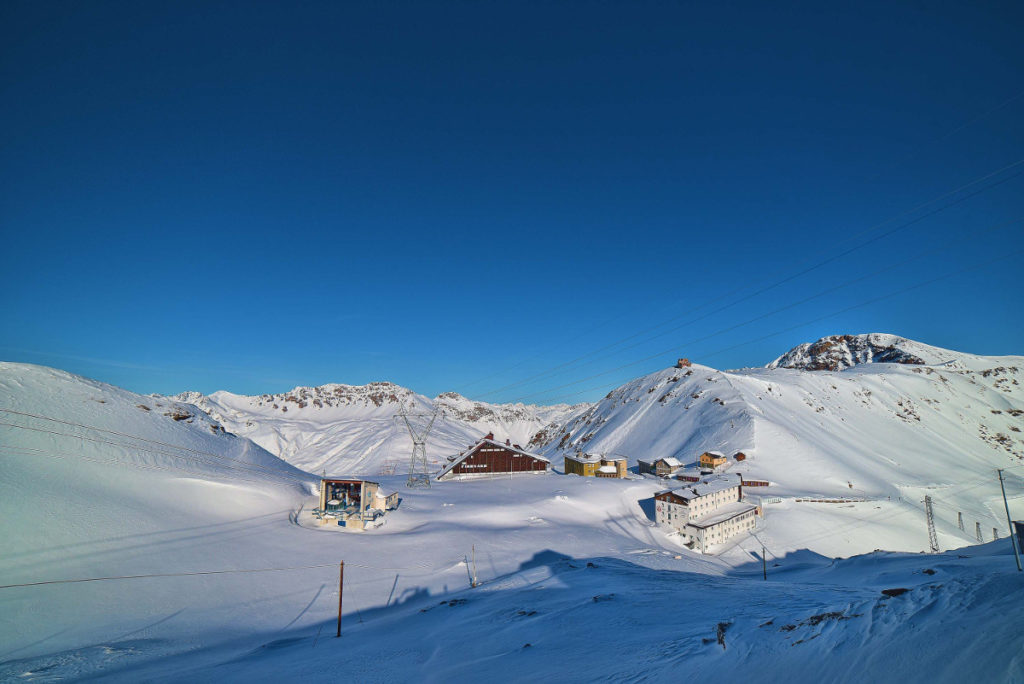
396 404 441 488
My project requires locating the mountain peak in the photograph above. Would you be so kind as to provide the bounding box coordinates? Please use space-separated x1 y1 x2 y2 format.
767 333 934 371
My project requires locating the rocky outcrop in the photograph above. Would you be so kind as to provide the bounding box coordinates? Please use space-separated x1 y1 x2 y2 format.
768 334 926 372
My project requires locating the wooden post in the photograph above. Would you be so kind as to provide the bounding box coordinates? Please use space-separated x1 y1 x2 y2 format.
336 560 344 637
471 544 478 588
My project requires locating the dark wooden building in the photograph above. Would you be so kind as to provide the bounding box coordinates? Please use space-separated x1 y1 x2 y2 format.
437 433 550 481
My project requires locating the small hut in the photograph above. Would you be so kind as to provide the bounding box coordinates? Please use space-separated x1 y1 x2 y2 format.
316 478 398 529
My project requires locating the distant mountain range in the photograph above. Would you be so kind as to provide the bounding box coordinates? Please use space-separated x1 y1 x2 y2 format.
170 383 585 475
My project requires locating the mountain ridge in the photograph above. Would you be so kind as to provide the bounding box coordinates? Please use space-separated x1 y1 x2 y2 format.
170 381 587 475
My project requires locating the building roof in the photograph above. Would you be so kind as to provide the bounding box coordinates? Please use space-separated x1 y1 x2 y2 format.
660 457 683 467
703 451 726 458
322 478 378 486
436 437 549 480
656 474 741 502
566 453 627 464
684 502 758 529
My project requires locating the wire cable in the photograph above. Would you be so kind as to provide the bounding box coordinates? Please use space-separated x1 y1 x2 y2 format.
470 158 1024 401
519 246 1024 404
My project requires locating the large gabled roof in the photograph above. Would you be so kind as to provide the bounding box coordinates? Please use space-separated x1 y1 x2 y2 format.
436 437 549 480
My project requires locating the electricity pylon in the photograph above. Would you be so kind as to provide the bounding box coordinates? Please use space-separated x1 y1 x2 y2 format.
396 404 441 488
924 496 939 553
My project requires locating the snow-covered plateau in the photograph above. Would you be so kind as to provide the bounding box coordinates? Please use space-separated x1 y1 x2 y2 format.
1 333 1022 682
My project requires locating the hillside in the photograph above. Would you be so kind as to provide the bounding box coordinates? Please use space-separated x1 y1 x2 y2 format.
172 384 584 476
0 363 316 574
1 356 1022 681
538 334 1024 557
67 540 1022 684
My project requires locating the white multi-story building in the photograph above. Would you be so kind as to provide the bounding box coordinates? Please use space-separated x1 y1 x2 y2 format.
653 473 759 551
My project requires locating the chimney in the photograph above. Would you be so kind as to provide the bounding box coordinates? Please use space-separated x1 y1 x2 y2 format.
506 438 511 446
485 432 494 440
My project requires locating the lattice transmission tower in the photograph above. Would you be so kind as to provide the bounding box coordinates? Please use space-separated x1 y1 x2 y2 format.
924 495 939 553
396 404 441 488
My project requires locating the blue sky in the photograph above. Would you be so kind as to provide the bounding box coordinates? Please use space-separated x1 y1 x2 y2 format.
2 1 1023 404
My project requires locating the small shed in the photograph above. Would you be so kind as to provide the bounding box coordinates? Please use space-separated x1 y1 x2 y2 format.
316 478 397 529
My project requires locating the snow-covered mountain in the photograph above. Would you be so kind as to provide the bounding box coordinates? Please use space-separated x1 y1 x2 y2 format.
767 333 958 371
172 383 585 475
538 333 1024 555
2 351 1023 681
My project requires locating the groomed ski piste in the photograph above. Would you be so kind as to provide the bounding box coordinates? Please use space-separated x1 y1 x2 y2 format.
1 334 1023 683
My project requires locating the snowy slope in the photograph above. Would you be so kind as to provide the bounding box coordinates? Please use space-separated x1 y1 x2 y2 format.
0 363 316 575
173 384 584 476
1 359 1022 682
68 541 1022 684
540 334 1024 556
0 362 320 679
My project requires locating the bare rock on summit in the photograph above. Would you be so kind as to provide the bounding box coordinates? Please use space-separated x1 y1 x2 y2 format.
768 333 928 372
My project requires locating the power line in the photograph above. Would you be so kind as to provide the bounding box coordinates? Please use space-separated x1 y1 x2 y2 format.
0 555 471 591
517 246 1024 404
0 564 339 590
509 216 1022 403
0 444 304 487
0 419 313 487
469 158 1024 402
505 240 1024 404
0 408 312 483
466 91 1024 397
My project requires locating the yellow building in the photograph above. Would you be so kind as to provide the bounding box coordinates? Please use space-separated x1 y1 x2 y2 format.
699 451 728 470
564 453 629 478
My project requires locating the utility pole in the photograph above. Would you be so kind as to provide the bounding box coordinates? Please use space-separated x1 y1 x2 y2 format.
924 495 939 553
396 405 441 488
762 544 767 581
998 469 1022 572
958 511 964 531
471 544 478 588
336 560 344 638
